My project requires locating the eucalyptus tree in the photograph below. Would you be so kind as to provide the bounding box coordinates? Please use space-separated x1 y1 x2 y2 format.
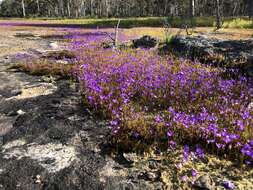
249 0 253 18
215 0 223 29
21 0 25 17
189 0 195 18
0 0 251 18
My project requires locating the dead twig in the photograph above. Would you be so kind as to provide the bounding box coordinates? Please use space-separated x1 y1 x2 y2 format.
102 19 121 48
114 19 121 47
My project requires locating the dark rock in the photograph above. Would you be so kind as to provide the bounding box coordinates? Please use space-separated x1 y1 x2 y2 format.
146 171 161 182
47 127 65 140
138 171 149 180
43 50 76 60
194 175 215 190
164 35 253 75
0 157 47 190
7 111 18 117
102 41 115 49
148 159 159 170
14 33 36 38
138 170 161 182
103 177 164 190
245 55 253 77
133 35 158 49
114 153 134 166
51 99 61 105
10 89 22 96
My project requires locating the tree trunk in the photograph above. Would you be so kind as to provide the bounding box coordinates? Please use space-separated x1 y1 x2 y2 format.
249 0 253 18
164 0 168 15
55 6 58 16
105 0 109 17
67 0 71 17
189 0 195 27
232 1 238 16
114 19 121 47
90 0 94 16
36 0 40 15
81 1 86 17
215 0 222 29
189 0 195 18
21 0 26 17
59 0 64 17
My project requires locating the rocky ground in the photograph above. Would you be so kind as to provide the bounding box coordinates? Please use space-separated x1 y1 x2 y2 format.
1 25 253 190
162 35 253 76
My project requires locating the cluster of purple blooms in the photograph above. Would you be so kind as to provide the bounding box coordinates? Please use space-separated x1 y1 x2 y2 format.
68 31 253 165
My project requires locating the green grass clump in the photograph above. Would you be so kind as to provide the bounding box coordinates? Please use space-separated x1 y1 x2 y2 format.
166 16 214 28
223 17 253 29
2 16 253 29
54 17 165 28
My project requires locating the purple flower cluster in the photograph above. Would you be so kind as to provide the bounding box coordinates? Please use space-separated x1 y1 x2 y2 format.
183 144 205 162
69 31 253 163
241 140 253 159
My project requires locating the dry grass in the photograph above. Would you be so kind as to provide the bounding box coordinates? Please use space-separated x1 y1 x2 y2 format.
121 27 253 41
44 50 76 60
13 59 74 78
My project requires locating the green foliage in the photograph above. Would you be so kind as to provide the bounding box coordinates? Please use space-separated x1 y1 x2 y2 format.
7 16 252 29
51 17 166 28
166 16 214 28
0 0 22 17
1 15 253 29
223 17 253 29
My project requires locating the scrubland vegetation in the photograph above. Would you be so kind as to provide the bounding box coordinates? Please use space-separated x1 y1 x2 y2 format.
14 26 253 168
2 17 253 29
2 0 253 189
65 31 253 165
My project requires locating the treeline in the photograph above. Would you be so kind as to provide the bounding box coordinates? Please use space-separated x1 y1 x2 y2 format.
0 0 252 18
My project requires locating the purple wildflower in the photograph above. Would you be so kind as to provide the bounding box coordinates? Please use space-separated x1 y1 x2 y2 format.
195 145 205 159
191 169 197 177
223 180 235 190
183 145 190 162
